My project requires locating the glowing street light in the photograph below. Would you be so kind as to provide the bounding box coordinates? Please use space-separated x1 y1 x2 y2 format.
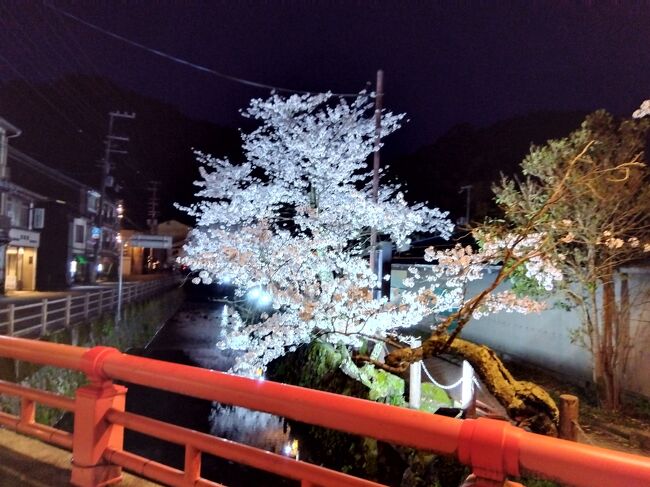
247 287 272 307
116 233 124 324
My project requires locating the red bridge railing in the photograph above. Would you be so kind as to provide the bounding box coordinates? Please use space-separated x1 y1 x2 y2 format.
0 335 648 486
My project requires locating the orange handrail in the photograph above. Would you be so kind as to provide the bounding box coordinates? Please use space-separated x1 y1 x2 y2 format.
0 335 88 370
99 348 464 455
106 408 385 487
0 335 649 487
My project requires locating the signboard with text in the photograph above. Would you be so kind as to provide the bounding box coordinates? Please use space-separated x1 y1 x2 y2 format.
129 234 172 249
9 229 40 247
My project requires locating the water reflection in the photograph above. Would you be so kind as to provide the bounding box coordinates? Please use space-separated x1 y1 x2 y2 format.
125 291 299 485
210 404 298 459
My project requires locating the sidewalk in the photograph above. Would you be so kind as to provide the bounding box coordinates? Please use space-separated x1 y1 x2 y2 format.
0 428 161 486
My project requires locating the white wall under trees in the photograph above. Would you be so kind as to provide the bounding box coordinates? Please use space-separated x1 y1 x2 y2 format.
392 263 650 397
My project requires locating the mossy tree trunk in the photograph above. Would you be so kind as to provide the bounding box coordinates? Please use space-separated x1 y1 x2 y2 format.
385 336 559 436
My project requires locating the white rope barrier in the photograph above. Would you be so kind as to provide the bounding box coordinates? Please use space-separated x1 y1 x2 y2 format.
421 361 481 390
421 361 463 390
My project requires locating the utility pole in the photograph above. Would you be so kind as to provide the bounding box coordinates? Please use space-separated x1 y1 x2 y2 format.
146 180 161 272
89 111 135 283
459 184 472 226
370 69 384 299
146 180 161 234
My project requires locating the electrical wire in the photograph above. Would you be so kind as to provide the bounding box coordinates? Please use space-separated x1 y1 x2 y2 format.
8 146 93 191
0 5 108 134
0 51 86 135
44 1 364 98
38 2 133 112
0 4 105 143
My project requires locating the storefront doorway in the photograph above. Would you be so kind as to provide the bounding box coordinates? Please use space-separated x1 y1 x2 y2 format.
5 246 36 291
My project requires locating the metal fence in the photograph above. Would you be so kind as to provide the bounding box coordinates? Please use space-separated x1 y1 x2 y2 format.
0 276 179 338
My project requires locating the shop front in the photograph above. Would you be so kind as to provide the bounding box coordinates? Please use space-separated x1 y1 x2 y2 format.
5 229 39 291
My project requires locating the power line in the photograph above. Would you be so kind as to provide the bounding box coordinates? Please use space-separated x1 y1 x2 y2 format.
44 1 362 98
8 146 93 192
39 2 133 111
0 4 108 134
0 50 86 135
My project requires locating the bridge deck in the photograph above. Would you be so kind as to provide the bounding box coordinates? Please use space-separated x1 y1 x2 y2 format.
0 428 161 486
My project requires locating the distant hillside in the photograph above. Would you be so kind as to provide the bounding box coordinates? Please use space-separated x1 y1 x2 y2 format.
0 75 241 227
0 79 592 229
388 111 588 222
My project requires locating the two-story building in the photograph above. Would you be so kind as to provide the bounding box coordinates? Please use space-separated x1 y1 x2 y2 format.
1 117 121 291
8 148 122 289
0 117 45 292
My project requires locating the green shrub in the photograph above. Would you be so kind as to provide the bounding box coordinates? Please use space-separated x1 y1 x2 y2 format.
0 289 184 425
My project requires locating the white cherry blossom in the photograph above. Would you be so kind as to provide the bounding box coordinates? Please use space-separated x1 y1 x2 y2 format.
180 92 554 375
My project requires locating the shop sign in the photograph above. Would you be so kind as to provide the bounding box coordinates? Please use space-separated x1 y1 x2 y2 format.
91 227 101 240
129 234 172 249
8 229 40 247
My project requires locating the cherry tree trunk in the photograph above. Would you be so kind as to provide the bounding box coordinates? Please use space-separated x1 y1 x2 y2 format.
409 336 559 436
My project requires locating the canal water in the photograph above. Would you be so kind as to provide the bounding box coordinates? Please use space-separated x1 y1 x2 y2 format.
123 286 297 486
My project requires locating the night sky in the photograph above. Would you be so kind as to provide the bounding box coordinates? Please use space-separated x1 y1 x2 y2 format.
2 2 650 151
1 1 650 223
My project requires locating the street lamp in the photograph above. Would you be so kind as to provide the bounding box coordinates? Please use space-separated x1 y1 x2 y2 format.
116 233 124 325
115 200 125 325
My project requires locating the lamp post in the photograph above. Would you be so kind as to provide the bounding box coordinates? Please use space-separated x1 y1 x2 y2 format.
115 201 124 325
116 234 124 325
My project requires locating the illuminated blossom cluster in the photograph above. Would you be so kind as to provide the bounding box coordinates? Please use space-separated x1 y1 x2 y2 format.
632 100 650 119
418 240 562 317
595 230 650 252
180 92 554 375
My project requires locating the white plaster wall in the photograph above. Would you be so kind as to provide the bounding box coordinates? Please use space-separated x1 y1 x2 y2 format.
619 270 650 397
392 264 650 396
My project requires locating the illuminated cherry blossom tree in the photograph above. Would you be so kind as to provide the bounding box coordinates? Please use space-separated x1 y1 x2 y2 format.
180 92 557 376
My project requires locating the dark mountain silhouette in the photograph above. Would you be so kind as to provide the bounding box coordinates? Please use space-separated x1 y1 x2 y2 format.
1 75 591 230
388 111 588 223
0 75 241 227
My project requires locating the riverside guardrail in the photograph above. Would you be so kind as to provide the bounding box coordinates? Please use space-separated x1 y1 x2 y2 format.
0 336 648 486
0 276 178 338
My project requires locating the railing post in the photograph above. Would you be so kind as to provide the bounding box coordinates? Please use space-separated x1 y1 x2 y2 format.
409 340 421 409
7 304 15 336
72 323 79 346
71 381 126 486
40 299 48 336
184 445 201 484
72 347 126 487
65 295 72 328
460 474 525 487
462 360 477 419
458 418 523 487
559 394 579 441
84 294 90 319
19 397 35 427
98 291 103 314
